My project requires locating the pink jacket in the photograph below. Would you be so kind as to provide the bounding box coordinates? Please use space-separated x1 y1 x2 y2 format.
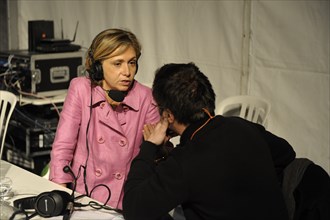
49 77 159 209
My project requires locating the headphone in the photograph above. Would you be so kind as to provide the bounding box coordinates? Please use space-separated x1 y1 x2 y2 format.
13 190 72 218
88 50 104 81
87 49 139 82
87 49 136 103
11 164 122 220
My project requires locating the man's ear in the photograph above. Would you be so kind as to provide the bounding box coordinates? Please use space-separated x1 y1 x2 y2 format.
162 109 175 123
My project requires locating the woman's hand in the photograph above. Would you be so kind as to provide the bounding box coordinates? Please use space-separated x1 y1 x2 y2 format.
58 183 67 188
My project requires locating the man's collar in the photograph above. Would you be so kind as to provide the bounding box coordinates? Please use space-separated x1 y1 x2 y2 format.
179 118 208 146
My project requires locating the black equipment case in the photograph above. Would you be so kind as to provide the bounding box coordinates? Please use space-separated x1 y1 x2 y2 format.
0 50 85 96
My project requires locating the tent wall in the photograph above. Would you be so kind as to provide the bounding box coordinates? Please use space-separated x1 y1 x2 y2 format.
7 0 330 173
250 1 329 174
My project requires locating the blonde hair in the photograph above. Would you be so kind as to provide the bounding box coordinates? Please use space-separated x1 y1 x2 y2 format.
86 28 141 72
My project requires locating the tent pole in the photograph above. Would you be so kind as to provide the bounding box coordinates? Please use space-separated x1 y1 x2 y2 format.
240 0 252 95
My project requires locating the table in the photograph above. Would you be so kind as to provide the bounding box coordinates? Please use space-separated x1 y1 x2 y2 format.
0 160 124 220
17 92 67 106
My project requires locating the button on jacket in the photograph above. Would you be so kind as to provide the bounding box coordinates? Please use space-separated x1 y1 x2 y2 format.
50 76 160 209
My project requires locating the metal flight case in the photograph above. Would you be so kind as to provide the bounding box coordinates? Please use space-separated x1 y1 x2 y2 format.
0 50 85 97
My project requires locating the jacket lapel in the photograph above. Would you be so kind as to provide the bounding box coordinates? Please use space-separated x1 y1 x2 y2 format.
92 86 125 135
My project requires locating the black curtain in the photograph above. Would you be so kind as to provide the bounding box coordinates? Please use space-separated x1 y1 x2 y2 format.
0 0 8 51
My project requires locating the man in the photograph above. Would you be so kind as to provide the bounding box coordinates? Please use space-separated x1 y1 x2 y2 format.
123 63 293 220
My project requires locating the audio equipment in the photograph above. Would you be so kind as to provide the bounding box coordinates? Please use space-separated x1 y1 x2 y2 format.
28 20 54 51
10 164 120 219
63 166 77 199
63 166 77 190
0 50 84 97
88 50 139 81
62 164 122 214
88 50 103 82
108 90 126 102
13 190 72 218
12 166 77 219
88 50 127 102
34 20 81 53
63 166 74 176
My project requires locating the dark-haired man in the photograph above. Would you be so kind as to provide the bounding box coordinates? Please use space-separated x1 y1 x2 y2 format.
123 63 293 220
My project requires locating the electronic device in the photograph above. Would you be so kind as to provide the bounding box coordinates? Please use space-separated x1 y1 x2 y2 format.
87 50 126 102
12 166 75 219
28 20 54 52
40 19 77 45
36 43 81 53
36 21 81 53
0 50 84 96
13 190 72 218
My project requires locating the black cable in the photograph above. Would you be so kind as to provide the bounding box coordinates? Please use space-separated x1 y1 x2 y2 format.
9 210 37 220
13 108 56 134
74 191 123 214
83 83 93 195
63 83 118 216
9 210 28 220
27 212 38 219
89 183 111 204
74 200 123 214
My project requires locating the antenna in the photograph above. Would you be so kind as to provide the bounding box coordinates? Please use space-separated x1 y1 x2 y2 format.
61 18 64 39
72 21 79 42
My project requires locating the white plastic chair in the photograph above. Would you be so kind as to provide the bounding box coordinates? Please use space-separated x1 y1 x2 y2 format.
0 90 17 159
216 95 271 126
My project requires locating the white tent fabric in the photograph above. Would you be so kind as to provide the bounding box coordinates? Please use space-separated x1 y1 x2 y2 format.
10 0 329 173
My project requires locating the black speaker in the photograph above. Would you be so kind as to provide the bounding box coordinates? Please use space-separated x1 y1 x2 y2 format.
28 20 54 51
13 190 71 217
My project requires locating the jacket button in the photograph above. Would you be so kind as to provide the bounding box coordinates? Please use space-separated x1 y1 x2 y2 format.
98 136 105 143
100 102 106 109
95 169 102 177
114 172 123 180
119 139 127 147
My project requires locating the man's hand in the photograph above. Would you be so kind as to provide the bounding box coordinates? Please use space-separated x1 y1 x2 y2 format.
143 118 169 145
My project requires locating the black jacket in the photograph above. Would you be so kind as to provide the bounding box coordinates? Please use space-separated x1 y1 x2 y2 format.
123 116 294 220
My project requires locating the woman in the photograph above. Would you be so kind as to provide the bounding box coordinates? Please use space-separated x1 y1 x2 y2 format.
49 28 160 210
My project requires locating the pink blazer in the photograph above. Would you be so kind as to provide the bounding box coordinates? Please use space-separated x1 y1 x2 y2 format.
49 77 160 209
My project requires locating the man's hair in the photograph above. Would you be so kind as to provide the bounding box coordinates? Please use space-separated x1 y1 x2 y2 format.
152 62 216 125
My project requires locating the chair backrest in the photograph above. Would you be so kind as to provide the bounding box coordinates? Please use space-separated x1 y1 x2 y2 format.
282 158 330 220
0 90 17 159
216 95 271 126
